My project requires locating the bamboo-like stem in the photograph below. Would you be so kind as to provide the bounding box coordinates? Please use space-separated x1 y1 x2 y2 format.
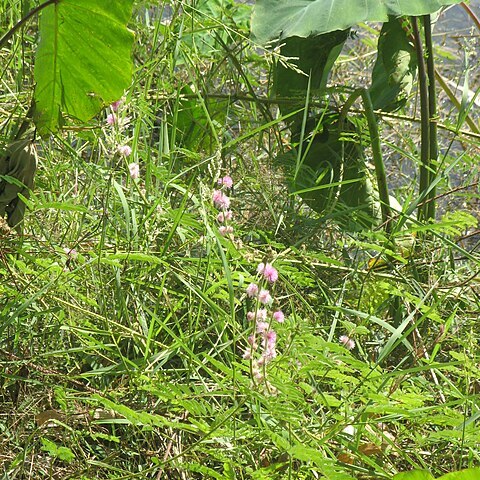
339 88 392 231
361 89 392 231
423 15 438 221
411 16 431 223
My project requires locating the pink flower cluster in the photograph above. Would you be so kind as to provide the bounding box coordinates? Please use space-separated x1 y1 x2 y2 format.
105 98 135 177
339 335 355 350
243 262 285 387
217 175 233 189
212 175 234 237
257 262 279 283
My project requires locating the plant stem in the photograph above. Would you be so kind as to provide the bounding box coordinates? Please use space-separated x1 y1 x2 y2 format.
0 0 57 50
339 88 392 231
461 2 480 31
423 15 438 221
361 89 392 231
411 16 431 223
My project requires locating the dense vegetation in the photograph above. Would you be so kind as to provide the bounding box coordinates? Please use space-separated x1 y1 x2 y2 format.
1 1 479 479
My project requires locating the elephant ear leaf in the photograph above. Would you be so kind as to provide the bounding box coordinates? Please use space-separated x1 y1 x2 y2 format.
251 0 463 44
273 30 349 117
369 16 417 112
33 0 135 136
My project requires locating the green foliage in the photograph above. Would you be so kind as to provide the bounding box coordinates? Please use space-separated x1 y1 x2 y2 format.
1 0 480 479
33 0 135 135
394 469 480 480
394 472 435 480
0 135 36 229
273 30 349 113
276 115 382 229
40 438 75 463
174 85 228 152
251 0 464 43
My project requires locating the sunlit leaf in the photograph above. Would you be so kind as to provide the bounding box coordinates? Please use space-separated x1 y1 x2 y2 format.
438 468 480 480
34 0 135 135
251 0 463 44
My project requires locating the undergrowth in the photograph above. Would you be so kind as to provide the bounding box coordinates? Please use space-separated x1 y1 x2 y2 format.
1 1 480 479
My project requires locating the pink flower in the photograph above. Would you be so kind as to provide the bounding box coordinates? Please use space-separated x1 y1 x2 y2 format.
106 113 117 125
263 263 278 283
217 175 233 188
212 190 230 210
128 162 140 179
242 348 253 360
273 310 285 323
265 329 277 345
246 283 259 298
256 321 269 334
63 247 78 259
339 335 355 351
256 309 268 321
247 335 257 348
252 366 264 382
219 225 233 236
111 99 123 111
247 309 268 322
118 145 132 157
217 210 233 223
258 289 272 305
259 330 277 365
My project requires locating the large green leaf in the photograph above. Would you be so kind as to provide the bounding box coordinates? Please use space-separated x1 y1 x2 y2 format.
273 30 349 116
251 0 463 44
369 16 417 112
276 115 381 229
33 0 135 136
393 471 435 480
438 469 480 480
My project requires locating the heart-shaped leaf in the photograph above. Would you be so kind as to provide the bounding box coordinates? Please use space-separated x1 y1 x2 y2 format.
34 0 135 136
251 0 463 44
